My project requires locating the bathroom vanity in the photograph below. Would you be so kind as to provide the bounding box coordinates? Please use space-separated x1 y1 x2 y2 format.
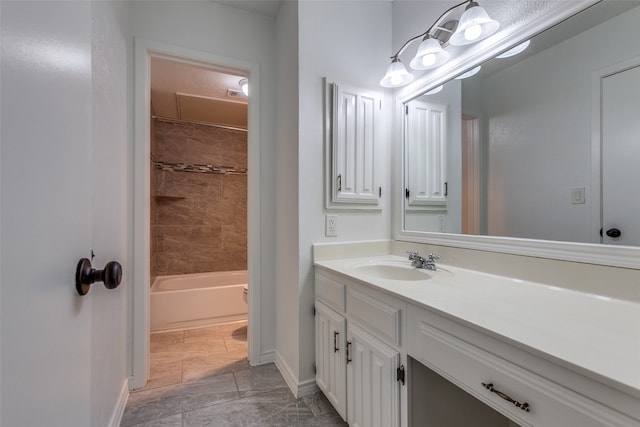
313 243 640 427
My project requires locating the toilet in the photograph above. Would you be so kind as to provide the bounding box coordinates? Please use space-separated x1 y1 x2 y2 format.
243 285 248 304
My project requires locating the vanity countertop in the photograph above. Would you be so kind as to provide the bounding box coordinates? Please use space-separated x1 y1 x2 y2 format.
315 255 640 398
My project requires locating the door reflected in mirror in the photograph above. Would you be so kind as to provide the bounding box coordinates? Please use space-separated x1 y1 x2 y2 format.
403 1 640 247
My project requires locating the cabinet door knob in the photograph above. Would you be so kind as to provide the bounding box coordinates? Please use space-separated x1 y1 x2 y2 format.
334 331 340 353
75 258 123 296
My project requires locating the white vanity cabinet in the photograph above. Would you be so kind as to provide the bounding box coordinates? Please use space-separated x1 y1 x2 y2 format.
406 304 640 427
314 255 640 427
315 269 406 427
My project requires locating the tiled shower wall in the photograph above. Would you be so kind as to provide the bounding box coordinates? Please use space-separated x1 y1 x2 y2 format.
151 119 247 277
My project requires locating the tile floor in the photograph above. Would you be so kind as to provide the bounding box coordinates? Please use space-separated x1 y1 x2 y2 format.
121 321 347 426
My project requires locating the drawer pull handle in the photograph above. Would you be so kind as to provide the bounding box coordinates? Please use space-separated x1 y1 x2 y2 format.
346 340 352 364
334 331 339 353
481 382 530 412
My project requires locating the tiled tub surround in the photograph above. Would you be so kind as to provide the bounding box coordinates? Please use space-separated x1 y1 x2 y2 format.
121 321 346 427
151 119 247 276
313 240 640 424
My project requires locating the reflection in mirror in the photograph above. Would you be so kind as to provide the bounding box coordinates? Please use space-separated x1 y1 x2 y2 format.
403 1 640 247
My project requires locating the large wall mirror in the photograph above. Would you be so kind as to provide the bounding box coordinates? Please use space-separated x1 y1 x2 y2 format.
399 0 640 267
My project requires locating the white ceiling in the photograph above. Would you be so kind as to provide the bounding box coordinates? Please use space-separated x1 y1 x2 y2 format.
150 57 248 128
212 0 282 17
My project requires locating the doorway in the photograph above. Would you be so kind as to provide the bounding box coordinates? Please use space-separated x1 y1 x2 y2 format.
592 57 640 247
601 63 640 246
132 40 262 390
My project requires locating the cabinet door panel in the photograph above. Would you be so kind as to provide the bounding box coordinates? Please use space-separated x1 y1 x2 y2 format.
315 301 347 420
331 81 381 205
347 324 400 427
406 100 447 208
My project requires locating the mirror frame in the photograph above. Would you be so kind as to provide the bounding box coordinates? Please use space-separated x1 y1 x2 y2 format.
392 0 640 269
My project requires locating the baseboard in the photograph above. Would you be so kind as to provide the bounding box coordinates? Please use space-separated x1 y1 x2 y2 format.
297 377 320 397
274 350 300 397
108 379 129 427
253 349 275 365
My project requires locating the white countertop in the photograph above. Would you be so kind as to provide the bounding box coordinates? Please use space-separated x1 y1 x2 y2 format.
315 255 640 397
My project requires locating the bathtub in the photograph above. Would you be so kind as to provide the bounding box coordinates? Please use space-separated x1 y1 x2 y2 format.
151 271 248 332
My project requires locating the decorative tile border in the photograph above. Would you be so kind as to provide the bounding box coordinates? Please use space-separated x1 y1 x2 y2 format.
154 161 247 176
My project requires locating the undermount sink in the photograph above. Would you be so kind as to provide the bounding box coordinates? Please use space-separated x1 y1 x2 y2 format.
354 263 432 281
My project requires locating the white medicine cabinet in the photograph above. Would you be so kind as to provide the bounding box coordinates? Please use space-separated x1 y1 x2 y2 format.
325 78 383 210
405 99 448 209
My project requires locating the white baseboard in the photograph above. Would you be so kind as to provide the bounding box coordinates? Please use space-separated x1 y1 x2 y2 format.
108 379 129 427
273 351 319 398
255 349 275 365
297 377 320 397
275 350 300 397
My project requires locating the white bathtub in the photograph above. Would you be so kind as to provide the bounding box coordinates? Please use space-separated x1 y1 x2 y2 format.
151 271 248 332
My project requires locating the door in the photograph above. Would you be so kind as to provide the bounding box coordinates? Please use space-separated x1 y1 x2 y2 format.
602 64 640 245
347 323 400 427
315 301 347 420
1 2 94 425
1 2 129 426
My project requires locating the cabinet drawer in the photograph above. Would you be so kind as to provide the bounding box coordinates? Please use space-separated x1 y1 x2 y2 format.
347 287 402 346
315 272 346 313
407 306 636 427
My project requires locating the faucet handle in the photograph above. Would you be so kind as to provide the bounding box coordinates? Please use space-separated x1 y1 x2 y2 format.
406 250 419 260
428 253 440 261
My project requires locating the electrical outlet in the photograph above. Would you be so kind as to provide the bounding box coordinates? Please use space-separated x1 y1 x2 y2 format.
326 214 338 237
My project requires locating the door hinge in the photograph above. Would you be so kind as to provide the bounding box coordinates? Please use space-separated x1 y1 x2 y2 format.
313 364 317 375
312 305 316 316
405 188 410 199
397 365 405 385
379 186 382 198
405 105 409 115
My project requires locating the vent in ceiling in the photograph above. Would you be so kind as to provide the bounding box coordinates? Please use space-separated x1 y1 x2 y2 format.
227 88 246 99
176 92 247 129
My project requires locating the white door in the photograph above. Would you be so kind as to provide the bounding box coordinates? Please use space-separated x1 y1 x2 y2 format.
602 64 640 245
2 2 128 425
315 301 347 420
347 323 400 427
1 2 93 425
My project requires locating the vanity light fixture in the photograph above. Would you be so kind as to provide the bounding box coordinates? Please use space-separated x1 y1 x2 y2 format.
379 0 499 88
496 39 530 58
448 1 500 46
380 57 415 88
409 37 450 70
454 65 482 79
425 85 444 95
239 78 249 96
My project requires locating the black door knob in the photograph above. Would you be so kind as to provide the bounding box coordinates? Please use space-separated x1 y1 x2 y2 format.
605 228 622 238
75 258 123 295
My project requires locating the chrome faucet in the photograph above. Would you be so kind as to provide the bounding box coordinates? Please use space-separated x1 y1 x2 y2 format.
406 251 440 271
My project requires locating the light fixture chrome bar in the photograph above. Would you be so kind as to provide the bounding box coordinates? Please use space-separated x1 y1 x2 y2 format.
388 0 471 60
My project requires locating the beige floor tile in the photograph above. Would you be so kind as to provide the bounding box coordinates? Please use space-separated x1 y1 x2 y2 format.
144 360 183 390
182 354 250 382
150 330 185 345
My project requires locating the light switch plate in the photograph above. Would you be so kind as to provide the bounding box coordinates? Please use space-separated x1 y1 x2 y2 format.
571 187 586 204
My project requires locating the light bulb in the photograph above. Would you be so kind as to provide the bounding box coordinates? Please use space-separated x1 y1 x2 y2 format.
421 53 437 67
464 24 482 41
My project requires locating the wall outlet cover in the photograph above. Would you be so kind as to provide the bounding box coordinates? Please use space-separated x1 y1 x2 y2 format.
326 215 338 237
